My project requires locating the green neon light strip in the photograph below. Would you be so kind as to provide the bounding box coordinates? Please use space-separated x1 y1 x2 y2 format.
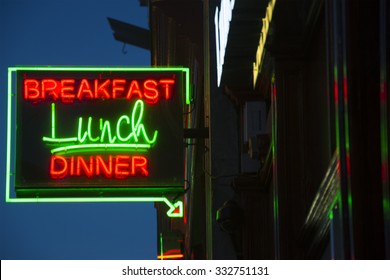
43 137 78 143
8 66 191 105
51 103 55 138
45 103 77 142
160 233 164 260
9 66 187 71
50 143 150 154
6 196 183 218
6 68 14 202
183 68 190 105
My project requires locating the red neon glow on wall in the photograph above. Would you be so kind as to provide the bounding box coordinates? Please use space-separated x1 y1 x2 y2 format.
50 155 149 179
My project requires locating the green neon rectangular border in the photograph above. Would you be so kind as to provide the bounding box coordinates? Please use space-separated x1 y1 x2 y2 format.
6 66 189 209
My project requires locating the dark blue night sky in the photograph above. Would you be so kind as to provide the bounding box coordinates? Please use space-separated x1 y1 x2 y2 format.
0 0 157 259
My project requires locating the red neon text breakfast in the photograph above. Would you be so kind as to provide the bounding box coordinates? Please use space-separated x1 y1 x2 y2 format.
24 78 175 103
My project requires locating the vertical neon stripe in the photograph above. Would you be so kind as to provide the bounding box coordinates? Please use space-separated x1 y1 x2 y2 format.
51 103 55 138
379 0 390 257
271 76 280 259
184 68 191 105
159 233 164 260
6 68 14 202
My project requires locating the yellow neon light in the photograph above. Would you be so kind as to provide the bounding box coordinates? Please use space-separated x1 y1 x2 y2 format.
252 0 276 88
157 254 184 260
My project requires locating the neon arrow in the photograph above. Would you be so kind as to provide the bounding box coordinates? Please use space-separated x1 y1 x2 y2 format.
5 196 184 218
165 200 183 218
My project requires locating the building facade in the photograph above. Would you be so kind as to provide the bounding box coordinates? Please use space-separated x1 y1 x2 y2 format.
148 0 390 259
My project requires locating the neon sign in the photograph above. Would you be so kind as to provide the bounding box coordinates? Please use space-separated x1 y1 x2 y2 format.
6 67 189 217
24 78 175 103
43 100 158 154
